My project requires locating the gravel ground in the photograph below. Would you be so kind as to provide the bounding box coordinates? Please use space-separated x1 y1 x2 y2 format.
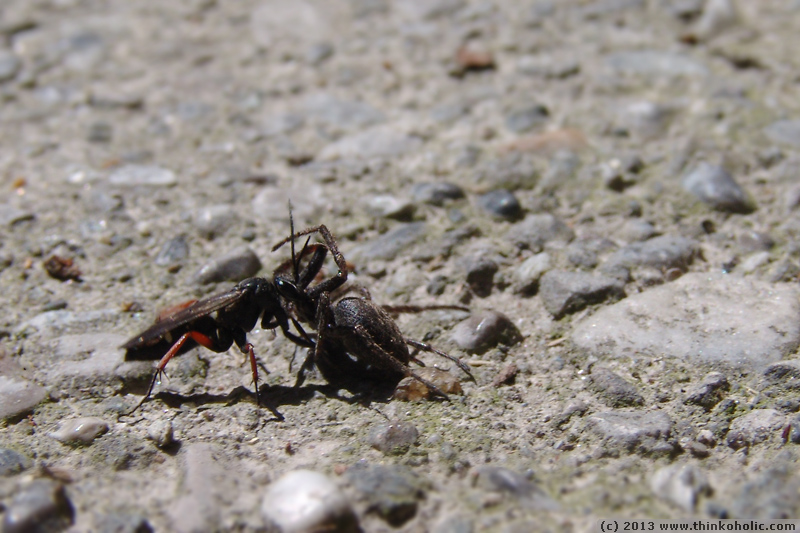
3 0 800 531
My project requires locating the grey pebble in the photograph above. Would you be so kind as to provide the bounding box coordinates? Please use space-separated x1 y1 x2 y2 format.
540 150 581 190
505 104 549 133
349 222 426 262
538 270 625 318
474 155 538 191
512 252 551 295
411 182 465 206
0 448 32 476
194 205 238 240
319 126 422 161
566 238 615 269
303 93 385 131
473 467 559 511
786 415 800 445
462 253 498 297
619 219 657 243
0 49 21 82
364 194 415 220
87 122 112 143
368 420 419 455
433 514 474 533
450 310 521 353
605 50 709 77
726 409 785 449
588 367 644 407
693 0 738 40
650 464 711 513
168 443 225 531
763 359 800 388
193 245 261 284
572 273 800 371
2 480 74 533
92 513 153 533
737 231 774 253
506 213 574 251
587 410 675 456
764 119 800 148
601 234 697 278
682 163 754 213
0 375 48 421
477 189 522 220
345 463 426 527
49 417 109 444
684 372 729 410
306 42 334 65
731 461 800 519
109 164 177 187
147 419 174 448
153 235 189 267
620 101 674 139
262 470 357 533
0 204 35 227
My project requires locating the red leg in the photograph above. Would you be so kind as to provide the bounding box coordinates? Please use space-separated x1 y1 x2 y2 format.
132 331 216 412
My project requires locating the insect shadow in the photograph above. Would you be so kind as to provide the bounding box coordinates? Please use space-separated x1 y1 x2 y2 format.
272 225 475 400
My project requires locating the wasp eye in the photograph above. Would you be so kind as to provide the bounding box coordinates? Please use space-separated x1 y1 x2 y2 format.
275 278 303 300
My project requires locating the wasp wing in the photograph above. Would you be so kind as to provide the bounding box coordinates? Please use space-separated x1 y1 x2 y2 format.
121 286 248 350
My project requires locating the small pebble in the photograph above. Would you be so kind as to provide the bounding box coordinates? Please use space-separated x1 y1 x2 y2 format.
153 235 189 266
349 222 426 262
367 420 419 454
2 480 74 533
0 448 33 476
682 162 754 213
763 360 800 388
0 375 48 421
261 470 357 533
506 214 574 251
473 467 559 511
306 42 334 65
345 463 426 527
86 122 113 143
589 367 644 407
394 368 463 401
619 220 657 243
0 50 21 81
194 205 237 240
49 417 109 444
364 194 415 220
764 119 800 148
491 363 518 387
462 254 498 297
684 372 729 410
193 245 261 284
605 50 709 77
477 189 522 219
539 270 625 318
108 164 177 187
512 252 551 295
693 0 738 40
411 182 465 206
726 409 785 449
450 310 522 353
505 104 549 133
587 410 675 456
147 419 174 448
650 464 712 512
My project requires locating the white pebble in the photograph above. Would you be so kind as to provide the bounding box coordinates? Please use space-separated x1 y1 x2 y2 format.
261 470 357 533
48 417 108 444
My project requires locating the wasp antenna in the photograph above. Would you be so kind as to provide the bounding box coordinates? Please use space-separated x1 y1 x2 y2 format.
288 202 299 282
